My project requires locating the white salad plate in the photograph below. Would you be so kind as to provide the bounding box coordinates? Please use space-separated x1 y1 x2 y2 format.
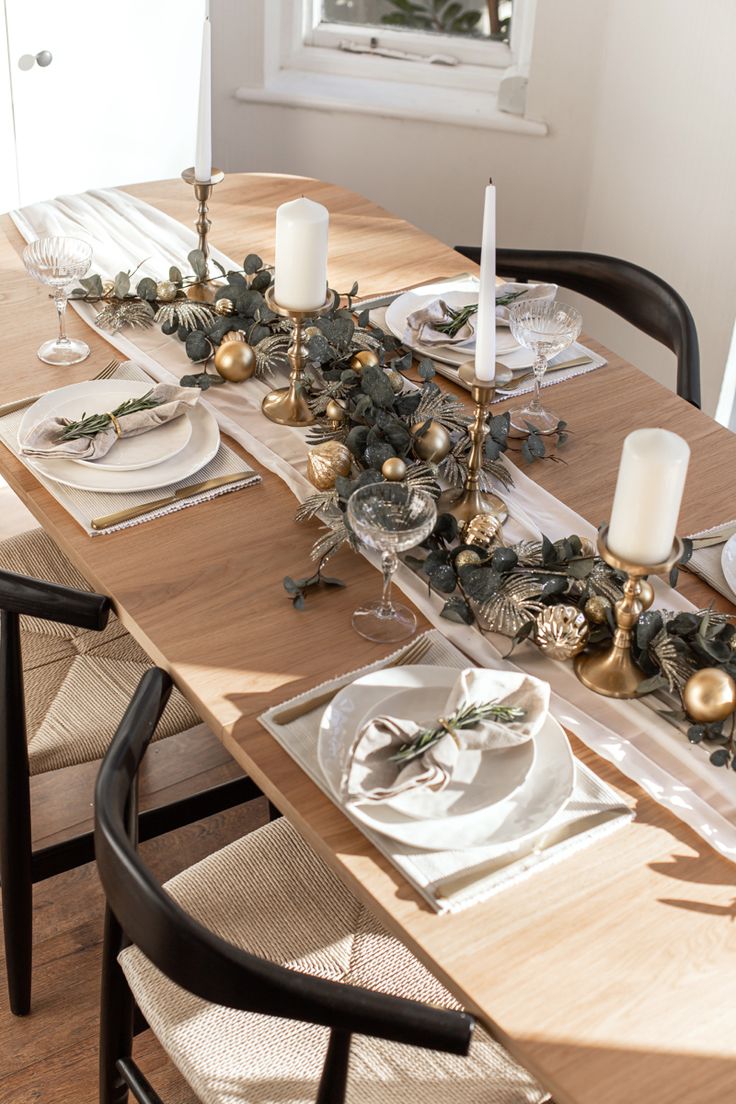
721 533 736 598
318 665 574 851
19 380 219 494
21 381 193 472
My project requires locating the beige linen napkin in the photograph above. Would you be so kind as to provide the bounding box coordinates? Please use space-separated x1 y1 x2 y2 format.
404 282 558 348
21 383 199 461
343 668 550 803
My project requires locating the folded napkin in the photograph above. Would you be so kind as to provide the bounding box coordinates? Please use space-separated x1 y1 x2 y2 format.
343 668 550 804
404 282 558 348
21 383 199 461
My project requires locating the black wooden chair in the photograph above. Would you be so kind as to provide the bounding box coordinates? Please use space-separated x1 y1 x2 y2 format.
0 529 262 1016
94 667 548 1104
454 247 701 407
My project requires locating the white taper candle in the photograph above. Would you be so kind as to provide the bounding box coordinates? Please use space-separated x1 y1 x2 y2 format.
607 428 690 564
474 182 497 381
194 15 212 182
274 197 329 311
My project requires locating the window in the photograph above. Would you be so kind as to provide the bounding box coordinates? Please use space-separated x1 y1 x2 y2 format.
320 1 513 43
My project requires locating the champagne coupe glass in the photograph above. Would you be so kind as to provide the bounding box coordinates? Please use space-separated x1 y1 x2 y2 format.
507 299 582 435
347 482 437 643
22 236 93 366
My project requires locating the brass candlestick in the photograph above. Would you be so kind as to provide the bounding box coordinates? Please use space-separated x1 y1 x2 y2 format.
574 524 684 699
181 167 225 276
438 362 508 526
261 287 338 427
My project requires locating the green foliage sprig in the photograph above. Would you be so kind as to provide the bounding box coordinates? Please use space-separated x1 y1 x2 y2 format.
58 390 160 442
390 699 526 763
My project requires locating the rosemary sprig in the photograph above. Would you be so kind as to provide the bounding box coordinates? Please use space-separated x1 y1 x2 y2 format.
389 699 525 763
59 390 160 442
433 289 528 338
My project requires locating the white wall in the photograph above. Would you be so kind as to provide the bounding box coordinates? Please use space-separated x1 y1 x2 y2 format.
212 0 736 415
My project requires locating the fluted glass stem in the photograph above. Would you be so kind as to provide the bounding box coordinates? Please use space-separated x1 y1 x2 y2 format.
379 551 398 616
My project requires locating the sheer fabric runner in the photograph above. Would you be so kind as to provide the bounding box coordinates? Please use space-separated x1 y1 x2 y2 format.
12 188 736 860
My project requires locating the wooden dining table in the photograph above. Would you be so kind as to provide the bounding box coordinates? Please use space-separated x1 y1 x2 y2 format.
1 173 735 1104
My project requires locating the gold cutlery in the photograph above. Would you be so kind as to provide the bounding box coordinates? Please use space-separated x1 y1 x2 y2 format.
271 634 432 725
0 359 122 417
353 274 473 308
90 471 254 531
497 355 594 391
688 524 736 549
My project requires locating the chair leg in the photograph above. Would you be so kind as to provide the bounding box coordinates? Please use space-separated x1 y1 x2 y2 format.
316 1030 352 1104
0 609 33 1016
99 907 135 1104
268 800 282 822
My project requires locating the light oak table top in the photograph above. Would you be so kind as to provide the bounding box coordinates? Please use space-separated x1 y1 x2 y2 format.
1 175 735 1104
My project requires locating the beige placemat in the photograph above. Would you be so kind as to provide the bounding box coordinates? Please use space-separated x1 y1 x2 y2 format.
687 522 736 602
259 629 633 914
0 362 260 536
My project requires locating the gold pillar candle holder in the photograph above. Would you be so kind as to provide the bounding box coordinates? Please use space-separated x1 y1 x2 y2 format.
261 287 339 427
181 167 225 276
438 362 508 527
574 524 684 699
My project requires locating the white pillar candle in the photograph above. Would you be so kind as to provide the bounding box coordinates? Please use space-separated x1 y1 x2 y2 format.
474 182 497 382
607 428 690 564
194 14 212 182
274 197 329 311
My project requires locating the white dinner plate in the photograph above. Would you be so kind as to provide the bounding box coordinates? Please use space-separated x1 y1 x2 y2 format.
318 665 574 851
19 380 220 494
721 534 736 598
350 680 535 820
384 278 520 368
22 381 193 471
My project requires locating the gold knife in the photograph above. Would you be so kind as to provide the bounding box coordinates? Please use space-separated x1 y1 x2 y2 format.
497 355 594 390
90 472 255 531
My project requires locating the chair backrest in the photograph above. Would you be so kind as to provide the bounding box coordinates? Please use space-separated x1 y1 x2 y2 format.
94 669 473 1100
454 247 701 407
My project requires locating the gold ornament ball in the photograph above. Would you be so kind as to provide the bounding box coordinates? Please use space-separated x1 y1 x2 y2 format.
306 440 352 491
156 280 178 302
325 399 346 424
535 605 590 660
186 282 215 303
682 668 736 723
214 340 256 382
381 457 407 482
349 349 380 374
584 595 611 624
638 578 655 611
464 513 503 550
455 549 481 569
411 420 451 463
384 368 404 394
215 297 236 316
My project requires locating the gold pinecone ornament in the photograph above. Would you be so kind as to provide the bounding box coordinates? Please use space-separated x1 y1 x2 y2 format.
215 297 236 316
535 605 589 660
464 513 503 550
306 441 352 490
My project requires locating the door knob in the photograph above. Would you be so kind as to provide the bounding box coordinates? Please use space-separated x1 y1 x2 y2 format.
18 51 53 71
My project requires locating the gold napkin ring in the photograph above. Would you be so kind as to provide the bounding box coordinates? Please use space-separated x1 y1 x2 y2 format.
438 718 461 748
106 412 122 437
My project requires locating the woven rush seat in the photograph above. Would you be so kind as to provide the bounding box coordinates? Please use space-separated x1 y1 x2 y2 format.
0 527 198 775
119 817 547 1104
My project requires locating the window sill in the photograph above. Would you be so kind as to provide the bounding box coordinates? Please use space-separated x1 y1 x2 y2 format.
234 69 548 135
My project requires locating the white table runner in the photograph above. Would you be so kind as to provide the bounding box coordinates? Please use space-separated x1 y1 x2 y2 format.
12 186 736 862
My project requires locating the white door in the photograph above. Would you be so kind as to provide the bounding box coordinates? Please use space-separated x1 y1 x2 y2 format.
5 0 206 205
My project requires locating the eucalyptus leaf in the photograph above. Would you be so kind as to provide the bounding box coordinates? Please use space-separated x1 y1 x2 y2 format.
440 596 474 625
137 277 158 301
79 274 104 297
188 249 207 280
113 272 130 298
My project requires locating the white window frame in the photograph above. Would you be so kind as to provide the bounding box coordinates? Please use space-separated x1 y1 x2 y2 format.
233 0 546 134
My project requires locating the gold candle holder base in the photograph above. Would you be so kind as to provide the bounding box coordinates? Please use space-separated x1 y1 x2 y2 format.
261 287 338 427
438 362 508 526
181 167 225 276
574 525 684 699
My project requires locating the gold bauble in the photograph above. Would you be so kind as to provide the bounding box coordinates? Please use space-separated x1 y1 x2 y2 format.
325 399 346 424
411 420 451 463
463 513 503 550
682 668 736 723
584 595 611 624
306 440 352 490
156 280 178 302
186 282 215 303
381 457 407 482
349 349 380 373
535 605 589 660
215 297 236 316
638 578 655 611
384 368 404 394
455 549 481 569
214 340 256 382
102 280 115 297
